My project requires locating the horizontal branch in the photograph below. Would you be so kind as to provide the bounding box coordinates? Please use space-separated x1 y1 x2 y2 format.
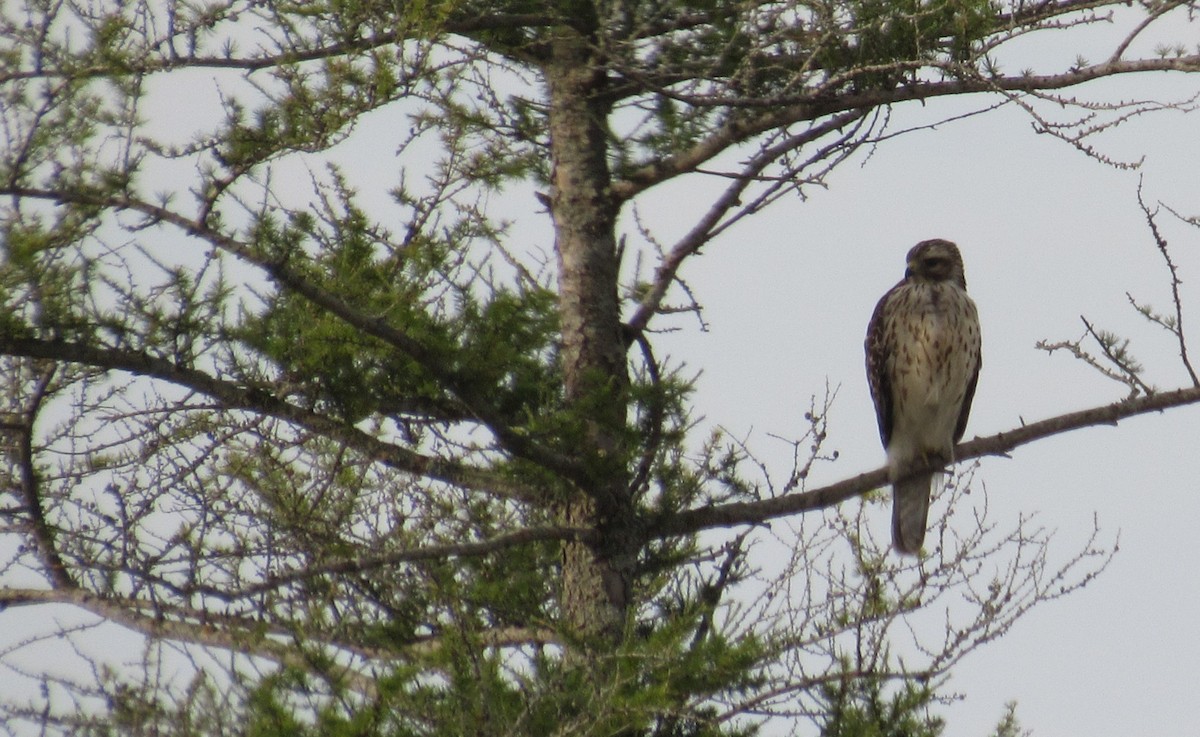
193 525 596 601
0 13 560 83
0 586 377 693
613 54 1200 200
0 334 534 501
0 585 561 675
650 385 1200 539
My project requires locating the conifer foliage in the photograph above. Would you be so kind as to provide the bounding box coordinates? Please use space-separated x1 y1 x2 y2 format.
1 1 1198 734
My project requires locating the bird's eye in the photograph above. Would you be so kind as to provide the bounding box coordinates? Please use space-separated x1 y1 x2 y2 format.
924 257 945 269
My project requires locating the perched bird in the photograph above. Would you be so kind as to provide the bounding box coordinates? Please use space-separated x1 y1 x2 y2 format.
865 239 981 555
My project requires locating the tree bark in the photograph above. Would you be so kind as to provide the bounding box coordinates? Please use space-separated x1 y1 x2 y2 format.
545 18 635 646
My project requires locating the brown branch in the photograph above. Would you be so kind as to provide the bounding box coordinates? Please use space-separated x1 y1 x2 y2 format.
0 583 560 699
0 13 561 84
1036 332 1141 394
1080 317 1153 396
994 0 1123 26
402 625 561 656
10 363 72 589
0 335 534 501
191 525 596 601
1136 184 1200 387
623 109 869 332
612 54 1200 200
650 385 1200 539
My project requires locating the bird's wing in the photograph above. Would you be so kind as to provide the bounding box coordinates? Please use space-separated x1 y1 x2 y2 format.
865 282 902 448
953 314 982 443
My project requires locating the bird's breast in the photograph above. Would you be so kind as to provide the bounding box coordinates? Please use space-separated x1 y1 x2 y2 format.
886 282 980 449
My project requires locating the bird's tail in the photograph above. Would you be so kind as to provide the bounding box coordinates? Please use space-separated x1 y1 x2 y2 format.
892 471 933 555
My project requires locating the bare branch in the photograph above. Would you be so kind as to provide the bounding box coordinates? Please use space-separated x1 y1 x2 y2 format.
1135 183 1200 387
624 109 869 333
651 385 1200 538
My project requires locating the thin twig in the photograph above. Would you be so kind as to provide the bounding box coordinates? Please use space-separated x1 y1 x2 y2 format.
1136 182 1199 387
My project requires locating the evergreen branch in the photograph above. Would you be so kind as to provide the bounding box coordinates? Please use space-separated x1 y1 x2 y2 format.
0 335 534 501
0 186 588 487
402 625 561 655
0 13 560 83
1036 333 1142 394
188 525 596 602
627 329 665 498
7 363 72 589
1080 317 1153 396
0 583 562 698
650 385 1200 538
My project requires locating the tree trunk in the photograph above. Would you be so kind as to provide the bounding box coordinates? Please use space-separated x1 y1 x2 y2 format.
546 21 635 647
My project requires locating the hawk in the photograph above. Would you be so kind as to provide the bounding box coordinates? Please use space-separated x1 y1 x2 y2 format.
865 239 981 555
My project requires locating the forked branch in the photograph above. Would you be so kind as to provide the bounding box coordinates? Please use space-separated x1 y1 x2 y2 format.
1136 184 1200 387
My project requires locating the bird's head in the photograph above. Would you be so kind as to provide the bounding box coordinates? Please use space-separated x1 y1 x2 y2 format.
904 238 967 289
